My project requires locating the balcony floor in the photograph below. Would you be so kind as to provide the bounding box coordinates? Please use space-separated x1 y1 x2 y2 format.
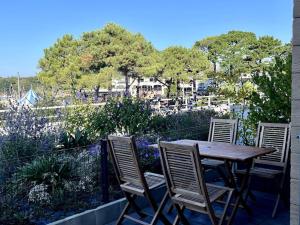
107 191 289 225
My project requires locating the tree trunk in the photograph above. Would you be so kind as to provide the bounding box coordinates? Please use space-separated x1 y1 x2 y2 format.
166 85 171 98
124 72 129 97
94 85 100 102
213 62 217 73
176 79 180 98
136 77 141 99
192 79 197 101
176 79 181 111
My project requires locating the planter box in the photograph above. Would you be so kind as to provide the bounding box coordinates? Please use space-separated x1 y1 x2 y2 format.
48 186 166 225
48 169 219 225
48 198 127 225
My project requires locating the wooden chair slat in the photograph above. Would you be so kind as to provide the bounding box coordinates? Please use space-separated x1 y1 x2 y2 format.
238 122 291 218
209 118 238 144
159 141 233 225
204 118 239 183
256 123 290 163
108 135 171 225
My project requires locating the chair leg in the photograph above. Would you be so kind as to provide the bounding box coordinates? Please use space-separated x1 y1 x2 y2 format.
206 204 218 225
218 190 234 225
125 193 147 218
145 191 171 225
272 193 281 218
172 215 180 225
272 173 288 218
116 202 131 225
150 192 170 225
167 204 174 214
174 204 189 225
247 191 256 202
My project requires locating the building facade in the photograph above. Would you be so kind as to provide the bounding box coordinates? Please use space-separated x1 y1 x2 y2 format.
108 77 213 98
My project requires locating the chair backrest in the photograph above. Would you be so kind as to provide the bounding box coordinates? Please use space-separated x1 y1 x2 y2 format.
208 118 238 144
108 135 144 186
159 141 210 204
255 122 291 166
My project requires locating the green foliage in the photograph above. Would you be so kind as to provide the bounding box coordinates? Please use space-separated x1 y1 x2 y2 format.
194 31 287 104
61 98 154 142
0 104 60 178
81 24 156 92
235 51 292 145
151 110 227 140
16 155 75 192
0 76 40 95
63 104 97 147
92 98 153 137
249 52 291 124
38 35 81 94
38 23 157 96
156 46 210 97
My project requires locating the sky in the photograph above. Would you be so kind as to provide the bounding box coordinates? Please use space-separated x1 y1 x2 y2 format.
0 0 293 77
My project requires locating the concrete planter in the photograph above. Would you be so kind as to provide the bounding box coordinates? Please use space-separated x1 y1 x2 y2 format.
48 186 166 225
48 198 127 225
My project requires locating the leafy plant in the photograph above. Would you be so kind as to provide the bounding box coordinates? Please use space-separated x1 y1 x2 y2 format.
0 103 61 178
151 109 225 140
91 98 153 137
63 104 97 147
16 155 76 194
237 51 291 145
249 52 291 124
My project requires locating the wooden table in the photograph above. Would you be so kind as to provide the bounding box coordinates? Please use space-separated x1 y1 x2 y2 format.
149 139 275 225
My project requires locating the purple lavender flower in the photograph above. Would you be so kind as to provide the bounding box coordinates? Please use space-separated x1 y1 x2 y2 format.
87 144 101 156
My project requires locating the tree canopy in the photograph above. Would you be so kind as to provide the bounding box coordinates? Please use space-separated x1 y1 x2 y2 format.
147 46 210 97
249 51 291 124
37 25 290 104
38 23 157 97
38 34 80 94
194 31 289 103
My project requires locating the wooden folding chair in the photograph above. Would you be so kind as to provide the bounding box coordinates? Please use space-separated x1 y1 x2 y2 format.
236 122 291 218
159 141 234 225
108 135 171 225
202 118 238 184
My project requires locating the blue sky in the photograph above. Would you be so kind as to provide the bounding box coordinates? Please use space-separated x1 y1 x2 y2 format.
0 0 293 77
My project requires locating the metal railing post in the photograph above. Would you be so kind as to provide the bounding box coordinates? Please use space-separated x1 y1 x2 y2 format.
100 139 109 203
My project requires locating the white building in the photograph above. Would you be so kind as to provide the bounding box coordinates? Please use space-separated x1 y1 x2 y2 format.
106 76 216 98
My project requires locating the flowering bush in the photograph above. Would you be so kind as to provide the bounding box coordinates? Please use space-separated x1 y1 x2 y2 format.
28 184 51 205
0 103 61 179
0 98 226 225
135 137 161 173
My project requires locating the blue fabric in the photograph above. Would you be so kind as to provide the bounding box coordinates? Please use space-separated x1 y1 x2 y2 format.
18 89 40 106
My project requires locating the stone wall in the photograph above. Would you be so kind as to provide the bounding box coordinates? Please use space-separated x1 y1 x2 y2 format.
291 0 300 224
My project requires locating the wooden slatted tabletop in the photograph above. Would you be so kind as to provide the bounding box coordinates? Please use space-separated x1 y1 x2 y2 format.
149 139 276 162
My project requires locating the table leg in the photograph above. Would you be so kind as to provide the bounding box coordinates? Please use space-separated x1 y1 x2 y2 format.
224 161 251 213
226 160 252 225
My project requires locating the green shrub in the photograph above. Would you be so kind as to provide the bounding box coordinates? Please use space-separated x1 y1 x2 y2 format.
151 109 226 140
63 104 97 147
0 104 60 179
16 155 76 195
91 98 153 137
238 52 292 145
249 52 291 125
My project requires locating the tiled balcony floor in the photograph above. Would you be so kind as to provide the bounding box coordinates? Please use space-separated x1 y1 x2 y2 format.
107 191 289 225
